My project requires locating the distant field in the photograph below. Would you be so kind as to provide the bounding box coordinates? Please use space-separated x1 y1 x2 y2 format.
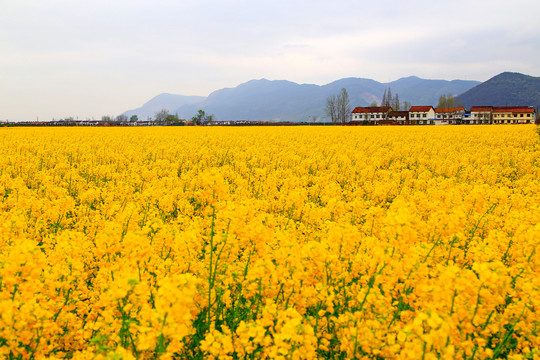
0 126 538 359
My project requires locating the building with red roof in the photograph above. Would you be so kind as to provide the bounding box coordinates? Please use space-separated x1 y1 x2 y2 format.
349 104 536 125
351 106 392 124
434 107 465 125
408 106 436 125
492 106 536 124
467 106 493 124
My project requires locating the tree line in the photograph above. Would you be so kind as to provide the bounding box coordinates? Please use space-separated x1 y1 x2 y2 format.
97 109 215 126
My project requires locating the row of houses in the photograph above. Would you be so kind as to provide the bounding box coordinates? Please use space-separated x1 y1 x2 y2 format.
351 106 537 125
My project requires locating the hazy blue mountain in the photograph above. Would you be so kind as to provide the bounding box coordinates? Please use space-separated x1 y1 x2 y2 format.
175 79 325 122
457 72 540 109
388 76 480 105
123 93 205 120
126 76 481 122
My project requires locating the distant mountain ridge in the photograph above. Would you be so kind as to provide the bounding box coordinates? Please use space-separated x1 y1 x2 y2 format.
124 76 482 122
457 72 540 109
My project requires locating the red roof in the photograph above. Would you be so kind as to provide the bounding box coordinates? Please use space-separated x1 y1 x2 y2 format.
492 106 535 113
352 106 392 113
470 106 493 112
435 107 465 113
352 107 369 113
409 106 434 112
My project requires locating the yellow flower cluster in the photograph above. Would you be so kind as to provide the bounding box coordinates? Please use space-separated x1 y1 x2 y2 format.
0 125 538 359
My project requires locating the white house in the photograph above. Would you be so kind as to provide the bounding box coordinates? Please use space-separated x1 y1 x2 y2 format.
351 106 392 124
434 107 465 125
468 106 493 124
408 106 436 125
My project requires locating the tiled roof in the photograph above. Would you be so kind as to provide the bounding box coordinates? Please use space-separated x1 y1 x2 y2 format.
388 111 409 117
352 107 370 113
409 106 433 112
492 106 535 113
352 106 392 113
435 107 465 113
470 106 493 112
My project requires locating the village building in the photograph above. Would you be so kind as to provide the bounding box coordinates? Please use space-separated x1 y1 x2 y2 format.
386 111 409 125
351 106 392 124
492 106 536 124
349 104 536 126
408 106 436 125
467 106 493 124
434 107 466 125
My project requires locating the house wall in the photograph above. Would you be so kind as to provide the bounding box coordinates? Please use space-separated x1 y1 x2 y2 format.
409 109 435 124
493 111 534 124
470 111 492 124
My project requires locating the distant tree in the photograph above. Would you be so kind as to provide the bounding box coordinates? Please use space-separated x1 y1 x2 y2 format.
116 114 128 123
337 88 351 124
438 94 458 109
155 109 169 124
386 88 393 108
438 95 447 108
403 101 412 111
325 88 350 124
381 87 400 109
192 109 214 125
393 93 400 111
325 94 339 124
101 115 113 122
129 115 138 122
165 114 180 125
370 101 378 107
381 89 388 108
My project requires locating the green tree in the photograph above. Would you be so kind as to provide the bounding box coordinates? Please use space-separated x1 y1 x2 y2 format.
192 110 214 125
165 114 185 125
438 94 460 109
129 115 138 122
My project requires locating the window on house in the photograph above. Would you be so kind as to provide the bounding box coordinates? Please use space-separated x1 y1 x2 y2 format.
423 114 427 118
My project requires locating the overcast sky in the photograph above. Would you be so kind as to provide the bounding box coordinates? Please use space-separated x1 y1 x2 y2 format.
1 0 539 121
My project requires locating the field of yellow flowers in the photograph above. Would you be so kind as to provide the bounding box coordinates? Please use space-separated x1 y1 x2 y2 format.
0 125 538 359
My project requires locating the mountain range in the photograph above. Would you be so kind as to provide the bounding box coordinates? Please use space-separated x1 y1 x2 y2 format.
122 72 539 122
457 72 540 109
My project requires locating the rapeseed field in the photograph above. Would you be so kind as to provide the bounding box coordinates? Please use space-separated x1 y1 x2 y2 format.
0 125 538 359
